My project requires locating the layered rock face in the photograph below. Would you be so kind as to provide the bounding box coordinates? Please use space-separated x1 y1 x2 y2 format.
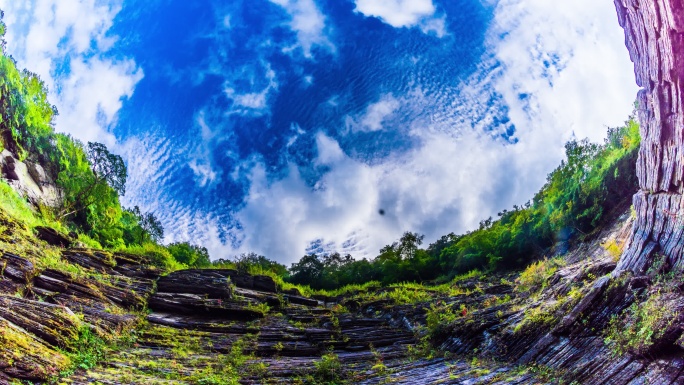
614 0 684 272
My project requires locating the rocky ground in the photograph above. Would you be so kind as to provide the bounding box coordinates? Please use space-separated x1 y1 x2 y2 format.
1 208 684 384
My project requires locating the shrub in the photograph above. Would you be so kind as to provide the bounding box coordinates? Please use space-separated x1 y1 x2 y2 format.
425 302 458 339
515 257 565 293
603 239 624 263
313 352 344 384
604 291 677 356
121 243 186 271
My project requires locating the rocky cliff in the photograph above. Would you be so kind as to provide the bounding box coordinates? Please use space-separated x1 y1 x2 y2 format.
614 0 684 273
0 2 682 385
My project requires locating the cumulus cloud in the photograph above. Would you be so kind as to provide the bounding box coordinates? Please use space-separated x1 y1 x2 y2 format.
269 0 335 57
0 0 142 145
354 0 447 37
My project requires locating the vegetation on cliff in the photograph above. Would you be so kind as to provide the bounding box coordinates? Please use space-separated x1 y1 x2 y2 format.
0 12 208 273
0 0 682 381
281 119 640 290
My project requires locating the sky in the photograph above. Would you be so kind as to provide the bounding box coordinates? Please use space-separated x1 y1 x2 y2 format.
0 0 638 264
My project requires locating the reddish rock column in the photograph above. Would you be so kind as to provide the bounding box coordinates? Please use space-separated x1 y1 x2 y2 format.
614 0 684 272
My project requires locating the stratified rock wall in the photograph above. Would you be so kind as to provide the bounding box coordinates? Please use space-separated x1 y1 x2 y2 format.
614 0 684 272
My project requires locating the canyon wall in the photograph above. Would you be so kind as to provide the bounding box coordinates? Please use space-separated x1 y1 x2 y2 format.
614 0 684 272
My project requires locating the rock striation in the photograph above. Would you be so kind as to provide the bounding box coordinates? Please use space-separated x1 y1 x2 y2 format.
614 0 684 272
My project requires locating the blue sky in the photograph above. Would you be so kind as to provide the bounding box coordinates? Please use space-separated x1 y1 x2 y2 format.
0 0 638 263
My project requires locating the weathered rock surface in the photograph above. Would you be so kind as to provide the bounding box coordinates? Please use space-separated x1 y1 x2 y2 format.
614 0 684 272
0 150 61 208
35 226 72 248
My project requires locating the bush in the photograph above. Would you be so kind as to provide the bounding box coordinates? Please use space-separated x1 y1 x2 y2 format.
515 257 565 293
425 302 459 339
168 242 210 268
312 352 344 384
604 291 677 356
122 243 186 271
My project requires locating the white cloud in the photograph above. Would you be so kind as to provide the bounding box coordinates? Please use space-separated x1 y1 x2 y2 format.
224 62 279 115
489 0 637 144
269 0 335 57
0 0 143 145
63 0 637 266
354 0 447 37
351 94 400 132
215 0 638 263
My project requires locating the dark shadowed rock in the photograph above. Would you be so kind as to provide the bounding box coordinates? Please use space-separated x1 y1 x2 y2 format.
26 161 47 191
2 156 18 181
35 226 72 248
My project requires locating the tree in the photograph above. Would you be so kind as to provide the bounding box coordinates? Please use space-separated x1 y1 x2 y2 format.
60 141 127 219
122 206 164 245
86 142 127 196
168 242 210 268
232 252 288 276
289 254 324 286
139 211 164 242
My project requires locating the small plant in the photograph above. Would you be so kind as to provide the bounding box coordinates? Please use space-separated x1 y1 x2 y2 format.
604 291 677 356
603 239 623 262
513 304 558 333
274 341 284 353
515 257 565 293
425 302 458 339
245 302 270 316
62 325 107 375
313 351 345 384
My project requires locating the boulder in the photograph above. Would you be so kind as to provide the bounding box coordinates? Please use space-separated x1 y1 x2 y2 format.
26 162 47 191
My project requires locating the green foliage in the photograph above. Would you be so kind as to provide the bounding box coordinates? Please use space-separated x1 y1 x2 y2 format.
0 181 49 228
0 55 56 160
311 352 345 384
513 304 560 334
245 302 271 316
230 252 288 277
425 302 459 339
122 242 186 271
63 325 107 374
515 257 565 293
604 291 677 356
86 142 127 196
168 242 210 268
122 206 164 246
